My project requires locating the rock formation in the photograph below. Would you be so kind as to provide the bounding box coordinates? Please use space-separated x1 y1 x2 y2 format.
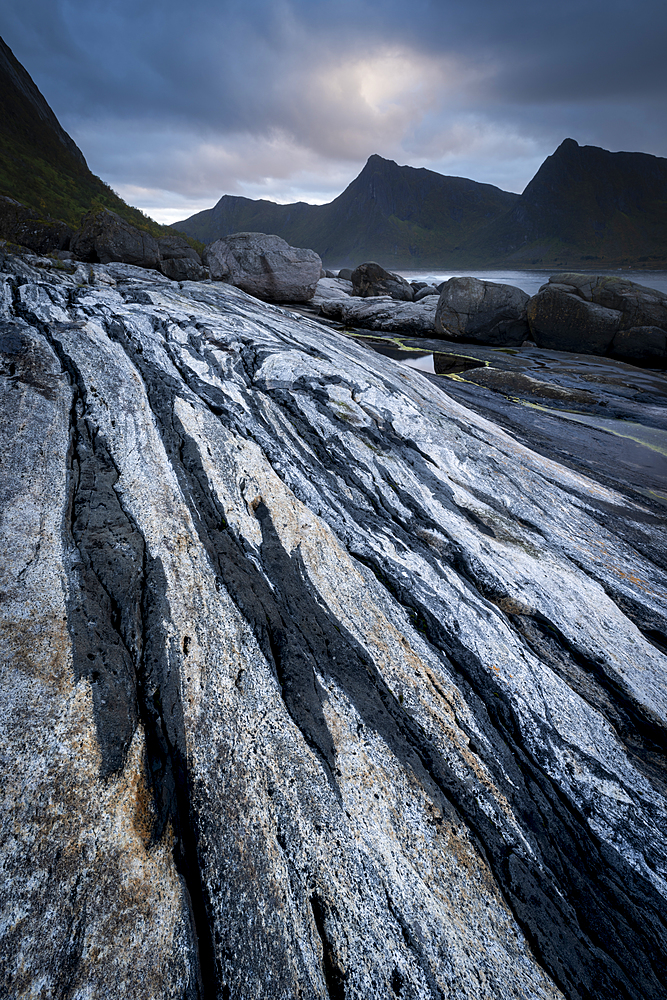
1 249 667 1000
528 273 667 359
205 232 322 302
71 207 161 269
320 293 438 333
0 195 73 255
350 262 414 301
435 277 530 346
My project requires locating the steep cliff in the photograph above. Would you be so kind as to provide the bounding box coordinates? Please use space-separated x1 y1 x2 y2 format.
0 36 185 241
1 251 667 999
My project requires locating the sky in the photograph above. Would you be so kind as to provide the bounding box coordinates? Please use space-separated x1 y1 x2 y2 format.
2 1 666 225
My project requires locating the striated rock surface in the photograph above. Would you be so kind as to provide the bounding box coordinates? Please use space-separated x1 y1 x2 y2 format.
205 232 322 302
1 250 667 1000
435 276 530 346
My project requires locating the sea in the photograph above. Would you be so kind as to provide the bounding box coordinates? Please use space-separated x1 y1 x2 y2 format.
395 268 667 297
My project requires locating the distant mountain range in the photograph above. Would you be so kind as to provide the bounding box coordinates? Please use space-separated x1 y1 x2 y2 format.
1 34 665 270
174 142 667 269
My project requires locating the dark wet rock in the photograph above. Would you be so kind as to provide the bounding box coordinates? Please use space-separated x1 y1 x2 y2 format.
549 273 667 330
527 285 622 353
414 284 439 301
205 231 321 302
70 208 160 269
156 234 206 281
337 267 353 280
529 274 667 359
2 248 667 1000
435 276 530 346
612 326 667 361
351 261 414 300
0 196 73 254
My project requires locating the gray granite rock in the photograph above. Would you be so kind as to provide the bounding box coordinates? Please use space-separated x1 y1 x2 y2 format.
320 293 437 332
1 249 667 1000
205 231 322 302
611 325 667 360
530 274 667 359
527 285 623 353
310 275 354 307
157 234 207 281
435 276 530 345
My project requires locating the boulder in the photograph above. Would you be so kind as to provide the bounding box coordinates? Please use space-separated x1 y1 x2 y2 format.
71 209 160 269
310 276 354 308
157 235 207 281
320 294 437 333
0 196 72 254
611 326 667 362
527 286 622 353
205 232 321 302
546 273 667 331
435 277 530 346
414 284 439 301
351 262 414 301
337 267 353 280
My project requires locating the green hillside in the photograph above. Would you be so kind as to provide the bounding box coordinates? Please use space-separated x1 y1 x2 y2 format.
0 36 198 246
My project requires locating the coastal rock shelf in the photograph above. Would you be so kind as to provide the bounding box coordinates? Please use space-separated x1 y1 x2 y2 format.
1 254 667 1000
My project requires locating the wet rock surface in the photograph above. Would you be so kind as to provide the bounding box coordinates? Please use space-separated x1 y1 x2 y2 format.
2 250 667 1000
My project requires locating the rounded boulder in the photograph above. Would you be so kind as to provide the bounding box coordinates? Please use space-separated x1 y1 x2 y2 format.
527 286 622 354
205 232 322 302
435 276 529 345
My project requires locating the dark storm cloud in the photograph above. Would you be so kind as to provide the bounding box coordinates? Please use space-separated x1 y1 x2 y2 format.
2 0 665 221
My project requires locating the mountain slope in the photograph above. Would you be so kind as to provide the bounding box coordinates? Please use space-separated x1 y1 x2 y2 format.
174 154 519 267
466 138 667 266
0 36 179 239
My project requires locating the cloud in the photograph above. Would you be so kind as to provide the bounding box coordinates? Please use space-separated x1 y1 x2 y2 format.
2 0 665 221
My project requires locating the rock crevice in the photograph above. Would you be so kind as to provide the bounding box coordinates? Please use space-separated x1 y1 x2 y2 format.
2 251 667 999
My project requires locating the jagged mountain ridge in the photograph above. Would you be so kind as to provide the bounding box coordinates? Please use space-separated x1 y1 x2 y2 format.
174 142 667 269
174 154 519 266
